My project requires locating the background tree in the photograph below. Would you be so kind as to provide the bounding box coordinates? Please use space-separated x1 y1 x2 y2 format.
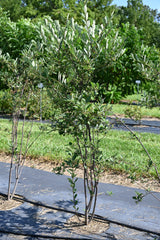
21 0 63 20
0 8 42 58
0 0 22 21
0 0 118 24
0 8 42 89
0 0 64 21
71 0 118 25
117 0 160 48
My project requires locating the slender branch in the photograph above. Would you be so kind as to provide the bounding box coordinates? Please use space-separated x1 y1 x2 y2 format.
89 182 98 223
8 113 18 200
84 169 88 225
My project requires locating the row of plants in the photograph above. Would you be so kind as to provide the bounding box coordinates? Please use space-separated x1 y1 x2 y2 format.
0 88 54 119
1 89 160 120
0 5 159 225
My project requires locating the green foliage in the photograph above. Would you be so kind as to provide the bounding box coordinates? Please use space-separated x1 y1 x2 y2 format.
0 0 22 21
132 191 144 204
111 103 160 119
34 9 127 99
0 0 118 25
0 47 45 200
0 88 54 120
26 89 55 120
1 6 160 100
0 10 40 58
68 169 79 212
51 87 109 223
124 105 142 122
0 9 42 88
0 0 64 22
0 2 159 209
39 7 115 224
131 44 160 107
142 85 160 108
117 0 160 48
54 145 80 212
21 0 63 20
0 90 12 113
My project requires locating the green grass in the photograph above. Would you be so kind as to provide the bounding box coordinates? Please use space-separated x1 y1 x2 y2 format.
0 119 72 161
0 119 160 179
101 131 160 178
109 94 160 119
110 104 160 118
123 93 143 101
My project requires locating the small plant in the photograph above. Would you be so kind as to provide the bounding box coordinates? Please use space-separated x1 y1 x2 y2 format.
54 145 80 213
111 113 160 206
132 191 145 204
141 86 160 108
124 104 142 122
113 113 160 183
68 168 79 212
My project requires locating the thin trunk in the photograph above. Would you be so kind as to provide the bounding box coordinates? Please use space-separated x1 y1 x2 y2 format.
7 159 13 200
84 169 88 225
11 121 33 199
89 182 98 223
8 114 18 200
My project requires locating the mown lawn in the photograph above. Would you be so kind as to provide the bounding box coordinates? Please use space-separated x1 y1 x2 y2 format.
110 94 160 119
110 104 160 118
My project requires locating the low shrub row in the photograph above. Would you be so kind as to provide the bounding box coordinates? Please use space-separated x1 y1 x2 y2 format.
0 89 54 120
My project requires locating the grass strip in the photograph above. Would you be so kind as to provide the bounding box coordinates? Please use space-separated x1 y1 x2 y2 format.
0 119 159 179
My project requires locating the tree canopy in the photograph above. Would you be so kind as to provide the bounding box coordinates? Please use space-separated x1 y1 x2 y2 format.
0 2 159 102
0 0 116 23
117 0 160 48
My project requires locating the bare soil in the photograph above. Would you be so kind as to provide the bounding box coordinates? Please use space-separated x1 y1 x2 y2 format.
65 215 109 235
0 194 22 210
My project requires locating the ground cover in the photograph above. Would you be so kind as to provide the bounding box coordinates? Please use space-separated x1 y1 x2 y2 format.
123 94 143 101
110 94 160 119
110 104 160 119
0 118 159 180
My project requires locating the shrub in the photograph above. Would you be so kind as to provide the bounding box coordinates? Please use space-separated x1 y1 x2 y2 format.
124 104 142 122
0 90 12 114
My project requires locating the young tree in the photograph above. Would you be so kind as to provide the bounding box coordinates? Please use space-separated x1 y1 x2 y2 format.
0 0 22 21
32 5 126 224
0 48 43 200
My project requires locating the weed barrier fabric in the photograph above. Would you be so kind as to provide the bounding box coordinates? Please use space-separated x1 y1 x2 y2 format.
0 162 160 240
113 125 160 134
107 117 160 134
